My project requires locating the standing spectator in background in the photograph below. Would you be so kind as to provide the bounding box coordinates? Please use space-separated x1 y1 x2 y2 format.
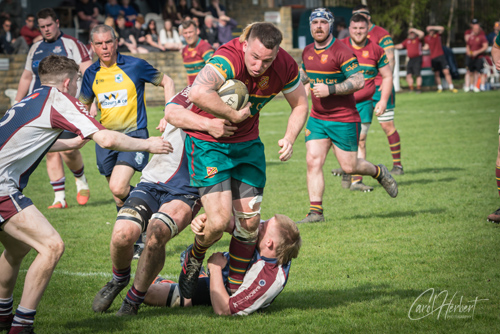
121 0 138 24
160 19 182 50
466 19 488 92
105 0 124 20
336 18 349 39
464 19 486 91
177 0 191 23
144 19 164 51
487 21 500 46
217 15 237 45
0 18 28 54
163 0 181 26
190 0 209 29
200 15 219 49
425 25 458 93
20 14 42 47
0 0 22 31
77 0 101 31
181 19 214 84
207 0 225 19
395 28 425 92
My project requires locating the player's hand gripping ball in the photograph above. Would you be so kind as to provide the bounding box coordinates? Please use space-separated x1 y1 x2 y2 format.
217 79 249 110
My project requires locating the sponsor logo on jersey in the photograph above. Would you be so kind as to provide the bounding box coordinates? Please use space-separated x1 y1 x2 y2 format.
53 46 62 54
95 79 104 85
258 76 269 90
21 92 39 102
115 74 123 83
35 50 43 55
362 50 370 58
33 60 40 68
75 101 89 115
308 56 314 60
206 167 218 178
98 89 128 108
191 50 196 57
305 128 311 137
346 63 359 71
212 63 227 76
320 54 328 64
135 152 145 165
259 279 266 287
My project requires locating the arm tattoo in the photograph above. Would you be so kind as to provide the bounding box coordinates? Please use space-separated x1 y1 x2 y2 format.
299 68 309 85
334 72 364 95
192 65 225 93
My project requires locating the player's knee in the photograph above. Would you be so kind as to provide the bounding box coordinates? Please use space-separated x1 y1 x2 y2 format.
109 182 131 199
148 214 177 245
233 210 260 240
45 237 65 265
111 222 140 249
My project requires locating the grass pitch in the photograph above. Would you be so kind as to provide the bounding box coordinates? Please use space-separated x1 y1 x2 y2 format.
2 90 499 333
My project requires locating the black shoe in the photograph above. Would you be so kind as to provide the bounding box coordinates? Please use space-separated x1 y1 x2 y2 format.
116 299 139 316
296 212 325 224
8 325 35 334
375 164 398 198
133 243 144 260
0 314 12 332
178 245 202 299
487 207 500 223
92 278 129 313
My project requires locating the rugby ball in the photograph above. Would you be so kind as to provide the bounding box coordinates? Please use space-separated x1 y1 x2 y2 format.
217 79 249 111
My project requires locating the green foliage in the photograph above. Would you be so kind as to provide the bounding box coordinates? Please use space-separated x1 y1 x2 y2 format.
1 91 499 333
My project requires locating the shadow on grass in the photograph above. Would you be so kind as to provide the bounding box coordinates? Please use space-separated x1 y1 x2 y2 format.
83 198 116 208
397 177 456 186
409 167 464 174
347 208 446 220
266 283 421 313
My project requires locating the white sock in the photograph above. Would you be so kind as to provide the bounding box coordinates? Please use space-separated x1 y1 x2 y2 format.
437 85 443 90
449 84 454 90
54 191 65 204
75 174 89 191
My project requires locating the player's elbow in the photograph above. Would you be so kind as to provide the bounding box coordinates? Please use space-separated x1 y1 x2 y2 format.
213 306 232 316
188 84 205 105
94 131 117 149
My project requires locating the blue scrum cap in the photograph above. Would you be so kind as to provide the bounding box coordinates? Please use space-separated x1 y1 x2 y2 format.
309 8 334 32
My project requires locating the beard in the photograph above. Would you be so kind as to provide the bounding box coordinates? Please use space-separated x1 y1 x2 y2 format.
312 29 329 43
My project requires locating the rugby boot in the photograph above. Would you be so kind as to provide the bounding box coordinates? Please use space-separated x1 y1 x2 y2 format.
296 212 325 224
178 245 202 299
487 207 500 223
350 181 373 192
375 164 398 198
92 278 129 312
390 165 404 175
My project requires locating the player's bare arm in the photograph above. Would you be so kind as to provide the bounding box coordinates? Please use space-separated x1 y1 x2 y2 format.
411 28 425 39
157 74 176 132
280 82 309 161
165 102 237 138
189 64 250 123
90 129 173 154
492 43 500 71
374 63 393 116
49 137 89 152
15 69 33 102
385 47 395 72
207 252 231 315
332 72 364 96
299 68 310 97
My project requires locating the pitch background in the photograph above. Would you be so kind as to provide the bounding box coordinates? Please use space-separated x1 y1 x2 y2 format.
2 91 499 333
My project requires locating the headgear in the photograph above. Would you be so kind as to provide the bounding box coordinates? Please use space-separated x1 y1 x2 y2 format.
309 8 334 34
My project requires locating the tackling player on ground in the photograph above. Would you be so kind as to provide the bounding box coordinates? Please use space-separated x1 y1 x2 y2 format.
0 55 172 334
298 8 397 224
178 22 308 299
340 14 393 192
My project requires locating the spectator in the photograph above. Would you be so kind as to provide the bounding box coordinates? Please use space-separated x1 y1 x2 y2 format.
129 14 149 53
121 0 138 24
163 0 181 26
20 14 42 47
207 0 225 19
424 25 457 93
0 0 22 31
395 28 425 92
464 19 486 91
466 19 488 92
177 0 190 23
487 21 500 46
199 14 219 49
217 14 237 45
105 0 124 20
0 17 28 54
190 0 209 29
160 19 182 50
144 19 164 51
336 18 349 39
77 0 101 31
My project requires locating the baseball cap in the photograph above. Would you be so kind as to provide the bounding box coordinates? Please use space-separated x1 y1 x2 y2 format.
471 18 479 24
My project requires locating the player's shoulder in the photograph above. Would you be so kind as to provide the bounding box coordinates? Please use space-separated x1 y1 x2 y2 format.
372 24 390 36
340 36 350 46
302 42 315 55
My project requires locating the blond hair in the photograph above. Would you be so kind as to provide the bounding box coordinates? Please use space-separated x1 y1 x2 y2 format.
274 214 301 265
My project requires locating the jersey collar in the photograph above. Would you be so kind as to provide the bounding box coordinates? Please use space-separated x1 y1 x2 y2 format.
116 52 126 65
314 35 335 51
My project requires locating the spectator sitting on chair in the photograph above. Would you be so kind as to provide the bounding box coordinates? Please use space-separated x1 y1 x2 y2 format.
77 0 101 31
189 0 209 29
163 0 181 27
129 14 149 53
177 0 190 23
217 15 236 46
0 18 28 54
105 0 124 20
0 0 22 32
199 15 219 49
121 0 138 24
160 19 182 51
20 14 42 47
116 14 147 53
144 19 164 52
207 0 225 19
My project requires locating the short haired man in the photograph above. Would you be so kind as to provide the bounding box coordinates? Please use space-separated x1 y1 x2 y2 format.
0 55 172 334
15 8 93 209
199 14 220 49
299 8 397 223
348 4 404 176
91 85 236 316
424 25 458 93
465 19 488 92
181 19 214 85
177 22 308 299
0 17 28 54
144 213 301 316
487 34 500 223
395 28 425 92
19 14 42 47
340 14 393 192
